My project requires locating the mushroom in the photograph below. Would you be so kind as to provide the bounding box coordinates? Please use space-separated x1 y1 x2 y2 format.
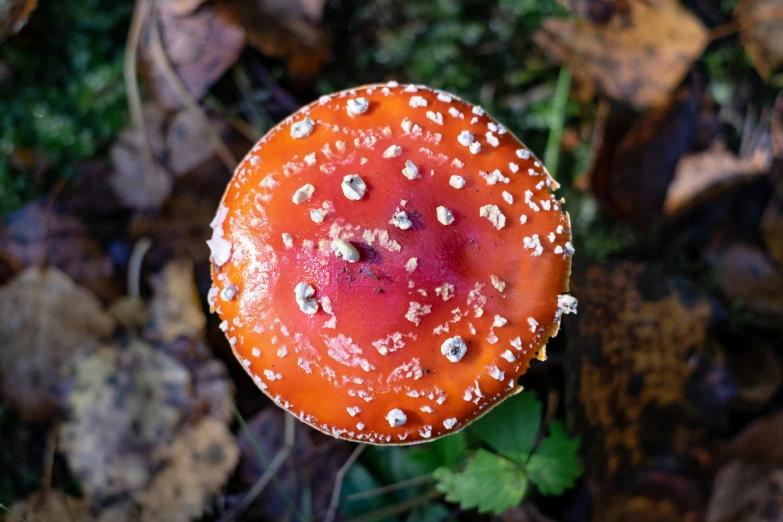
208 83 575 445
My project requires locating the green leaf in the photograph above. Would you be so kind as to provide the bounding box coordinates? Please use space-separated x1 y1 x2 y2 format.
434 449 527 515
526 421 582 495
471 392 541 464
407 431 468 473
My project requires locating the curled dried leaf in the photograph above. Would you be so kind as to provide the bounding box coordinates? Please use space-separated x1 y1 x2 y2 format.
139 4 245 111
736 0 783 84
665 142 772 216
9 491 93 522
707 243 783 318
535 0 707 107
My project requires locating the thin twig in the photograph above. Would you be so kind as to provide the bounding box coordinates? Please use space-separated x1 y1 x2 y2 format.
41 422 60 502
231 65 271 138
708 9 783 42
345 473 434 502
205 96 262 143
220 413 296 522
544 67 572 180
40 178 68 272
324 444 366 522
127 237 153 298
124 0 158 189
344 489 442 522
231 406 305 521
0 503 27 522
148 4 238 171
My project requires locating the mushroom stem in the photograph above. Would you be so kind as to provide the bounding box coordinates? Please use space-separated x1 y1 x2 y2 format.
325 444 367 522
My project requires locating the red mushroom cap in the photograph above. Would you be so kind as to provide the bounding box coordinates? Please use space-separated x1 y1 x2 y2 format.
208 83 576 445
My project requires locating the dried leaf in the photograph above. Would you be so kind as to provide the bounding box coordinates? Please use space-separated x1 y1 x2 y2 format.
147 260 206 342
158 338 234 423
0 199 117 300
110 104 173 210
664 142 772 216
708 461 783 522
707 243 783 318
166 109 229 176
559 0 631 24
215 0 330 76
160 0 208 16
707 414 783 522
109 296 149 329
583 92 700 228
593 492 701 522
0 267 115 421
60 340 191 507
9 491 93 522
729 340 781 411
565 262 715 485
140 4 245 111
534 0 708 107
736 0 783 84
139 418 239 522
0 0 37 43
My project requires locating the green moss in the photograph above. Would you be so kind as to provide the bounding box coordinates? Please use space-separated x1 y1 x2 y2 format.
0 0 132 214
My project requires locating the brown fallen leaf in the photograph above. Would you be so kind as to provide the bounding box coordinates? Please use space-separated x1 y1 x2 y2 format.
215 0 330 77
160 0 207 16
140 3 245 112
565 261 716 487
60 339 191 507
139 417 240 522
593 492 702 522
706 243 783 318
8 491 93 522
166 109 229 176
707 414 783 522
110 103 173 210
147 260 206 342
0 267 115 421
582 91 701 228
534 0 708 107
159 338 235 424
729 339 781 411
708 461 783 522
146 260 234 424
0 0 37 43
736 0 783 84
664 141 773 216
559 0 631 24
0 199 117 301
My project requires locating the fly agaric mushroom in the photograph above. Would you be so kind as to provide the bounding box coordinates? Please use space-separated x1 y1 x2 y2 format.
208 83 576 445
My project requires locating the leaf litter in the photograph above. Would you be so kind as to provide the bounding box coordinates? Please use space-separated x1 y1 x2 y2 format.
3 0 783 521
0 267 115 421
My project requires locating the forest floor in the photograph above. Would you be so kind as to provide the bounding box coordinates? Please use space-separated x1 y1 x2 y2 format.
1 0 783 521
